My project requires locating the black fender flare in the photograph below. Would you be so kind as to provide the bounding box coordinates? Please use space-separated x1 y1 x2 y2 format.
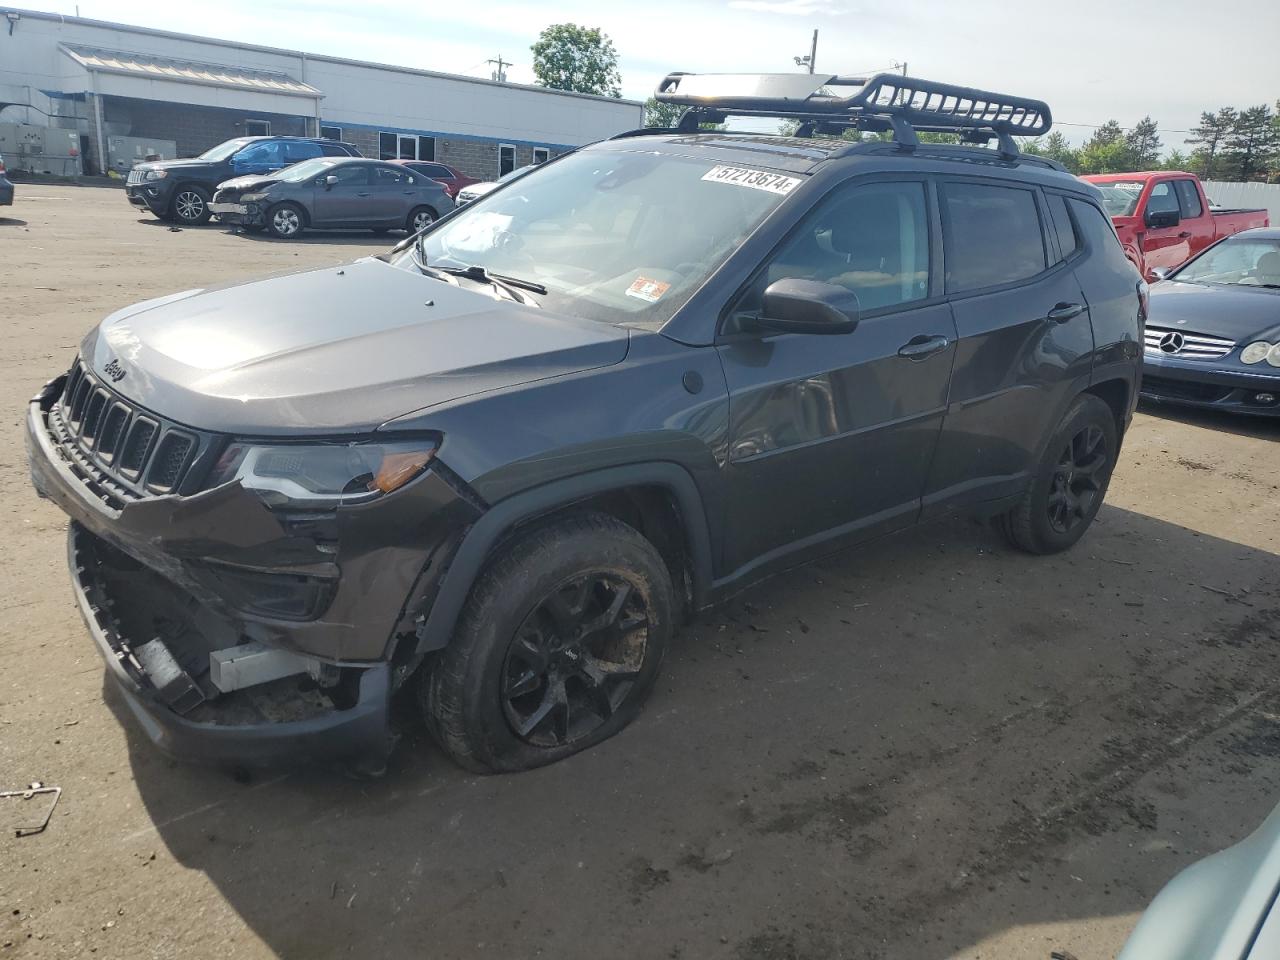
416 463 715 653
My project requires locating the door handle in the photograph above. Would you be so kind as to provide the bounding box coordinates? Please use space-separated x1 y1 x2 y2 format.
1177 231 1192 239
897 334 950 359
356 192 371 197
1044 302 1085 324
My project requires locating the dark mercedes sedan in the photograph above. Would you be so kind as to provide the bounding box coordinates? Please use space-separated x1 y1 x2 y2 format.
1142 227 1280 416
210 157 453 239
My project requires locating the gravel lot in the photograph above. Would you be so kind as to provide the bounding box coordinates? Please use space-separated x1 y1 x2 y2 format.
2 185 1278 960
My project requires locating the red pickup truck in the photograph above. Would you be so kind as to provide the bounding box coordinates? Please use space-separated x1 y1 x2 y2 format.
1080 171 1269 280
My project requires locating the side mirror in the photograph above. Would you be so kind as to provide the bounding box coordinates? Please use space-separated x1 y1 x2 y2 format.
754 279 859 335
324 175 339 189
1145 208 1180 229
1150 266 1173 281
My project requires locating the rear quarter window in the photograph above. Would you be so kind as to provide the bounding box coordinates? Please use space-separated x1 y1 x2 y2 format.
943 182 1047 292
1068 198 1131 268
1045 193 1079 261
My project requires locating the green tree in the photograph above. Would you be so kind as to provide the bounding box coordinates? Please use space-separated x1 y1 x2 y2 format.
1124 116 1162 169
1185 107 1237 179
1220 104 1279 182
1161 149 1190 171
644 96 685 128
1077 121 1134 174
530 24 621 98
1035 131 1080 172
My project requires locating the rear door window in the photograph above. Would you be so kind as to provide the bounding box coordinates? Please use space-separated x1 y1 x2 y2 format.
373 166 410 186
320 142 351 157
1173 179 1203 218
942 182 1047 292
282 141 322 163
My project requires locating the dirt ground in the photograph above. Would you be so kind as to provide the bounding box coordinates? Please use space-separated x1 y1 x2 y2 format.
1 185 1278 960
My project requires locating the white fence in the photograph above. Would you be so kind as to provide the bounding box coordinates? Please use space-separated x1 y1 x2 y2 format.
1202 180 1280 222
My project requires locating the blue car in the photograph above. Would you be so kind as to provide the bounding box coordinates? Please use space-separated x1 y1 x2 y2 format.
1141 227 1280 416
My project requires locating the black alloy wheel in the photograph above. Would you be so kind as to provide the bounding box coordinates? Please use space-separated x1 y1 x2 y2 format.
501 573 649 747
1046 424 1109 535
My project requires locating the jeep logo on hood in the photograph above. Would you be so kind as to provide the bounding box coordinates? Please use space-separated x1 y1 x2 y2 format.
103 359 127 382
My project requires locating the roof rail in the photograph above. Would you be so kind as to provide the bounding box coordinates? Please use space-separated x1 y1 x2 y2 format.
654 72 1052 160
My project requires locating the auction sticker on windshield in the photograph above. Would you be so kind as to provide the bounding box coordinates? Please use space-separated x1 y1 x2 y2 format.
626 276 671 303
701 165 801 195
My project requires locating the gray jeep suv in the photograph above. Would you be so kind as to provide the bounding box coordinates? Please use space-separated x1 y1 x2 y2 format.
26 73 1144 774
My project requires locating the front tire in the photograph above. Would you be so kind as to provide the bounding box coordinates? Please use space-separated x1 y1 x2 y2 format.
267 202 305 239
170 185 211 226
1000 394 1118 554
421 513 674 773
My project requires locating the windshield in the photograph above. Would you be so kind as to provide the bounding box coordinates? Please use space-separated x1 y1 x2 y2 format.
1093 181 1145 217
199 138 256 162
394 150 797 327
275 158 340 183
1174 238 1280 287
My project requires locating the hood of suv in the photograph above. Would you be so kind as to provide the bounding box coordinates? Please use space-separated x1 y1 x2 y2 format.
136 158 222 174
84 258 629 435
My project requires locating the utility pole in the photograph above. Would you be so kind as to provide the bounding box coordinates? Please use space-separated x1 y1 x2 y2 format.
487 56 510 83
793 30 818 73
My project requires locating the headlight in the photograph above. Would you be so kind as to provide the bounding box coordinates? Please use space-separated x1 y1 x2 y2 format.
206 438 438 508
143 169 168 181
1269 344 1280 368
1242 341 1274 365
240 192 268 203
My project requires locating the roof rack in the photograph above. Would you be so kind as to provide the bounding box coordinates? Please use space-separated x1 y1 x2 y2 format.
653 72 1052 160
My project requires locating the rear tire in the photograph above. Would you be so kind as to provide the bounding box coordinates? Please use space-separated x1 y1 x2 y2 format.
1000 394 1118 554
266 202 305 239
406 206 437 234
421 512 674 773
170 185 211 226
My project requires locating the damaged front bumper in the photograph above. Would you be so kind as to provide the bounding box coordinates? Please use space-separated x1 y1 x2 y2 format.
208 200 266 227
68 522 393 768
26 373 479 769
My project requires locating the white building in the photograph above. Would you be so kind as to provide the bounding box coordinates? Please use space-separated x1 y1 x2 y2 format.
0 7 643 178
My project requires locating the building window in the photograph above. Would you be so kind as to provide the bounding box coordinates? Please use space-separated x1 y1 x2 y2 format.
244 119 271 136
532 147 550 164
499 144 516 176
320 125 342 141
380 132 435 160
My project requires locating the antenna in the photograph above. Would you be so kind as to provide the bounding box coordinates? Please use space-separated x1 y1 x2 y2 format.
487 56 510 83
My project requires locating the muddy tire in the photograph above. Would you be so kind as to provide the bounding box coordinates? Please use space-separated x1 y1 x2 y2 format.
421 512 674 773
1000 394 1117 555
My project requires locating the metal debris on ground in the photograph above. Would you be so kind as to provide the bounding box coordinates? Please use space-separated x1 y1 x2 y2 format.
2 781 62 836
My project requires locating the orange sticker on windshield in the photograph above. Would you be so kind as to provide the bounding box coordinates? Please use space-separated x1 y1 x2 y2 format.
626 276 671 303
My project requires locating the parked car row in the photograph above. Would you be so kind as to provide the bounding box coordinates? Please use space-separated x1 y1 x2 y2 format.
123 134 508 235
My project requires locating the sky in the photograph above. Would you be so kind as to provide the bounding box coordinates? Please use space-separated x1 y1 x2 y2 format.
16 0 1280 153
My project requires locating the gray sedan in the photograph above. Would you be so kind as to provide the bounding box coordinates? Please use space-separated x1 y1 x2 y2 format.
210 157 454 239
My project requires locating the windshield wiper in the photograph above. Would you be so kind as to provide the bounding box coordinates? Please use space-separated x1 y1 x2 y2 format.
435 264 547 297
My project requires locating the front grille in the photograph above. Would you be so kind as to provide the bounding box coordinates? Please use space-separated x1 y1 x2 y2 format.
1141 375 1233 403
54 358 201 499
1143 326 1235 360
126 168 146 185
